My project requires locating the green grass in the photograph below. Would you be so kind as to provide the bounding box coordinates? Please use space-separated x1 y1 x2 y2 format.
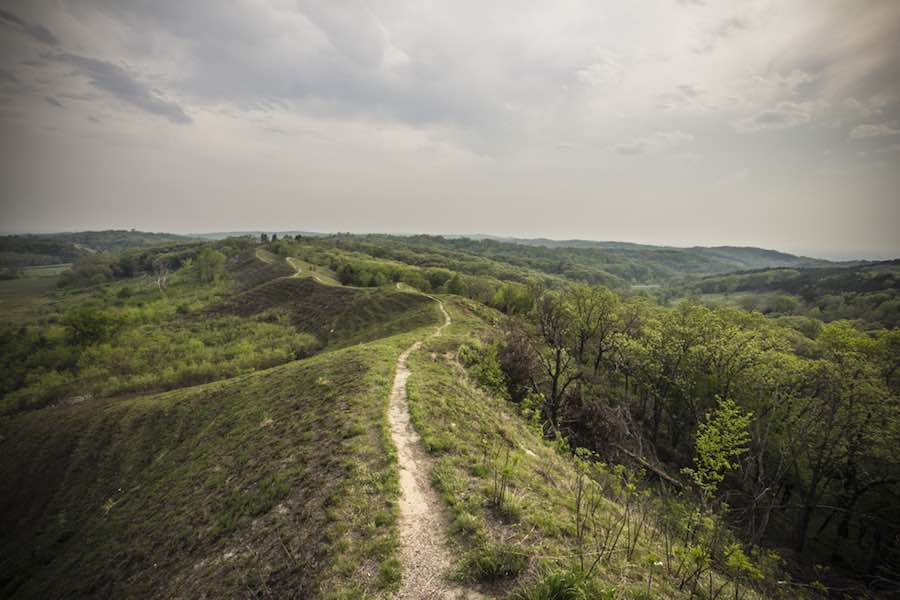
0 322 436 599
0 264 69 325
287 256 341 286
218 276 438 349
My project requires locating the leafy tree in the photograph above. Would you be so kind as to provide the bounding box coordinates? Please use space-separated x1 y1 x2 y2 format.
682 397 752 503
444 273 465 295
196 247 226 283
61 307 119 345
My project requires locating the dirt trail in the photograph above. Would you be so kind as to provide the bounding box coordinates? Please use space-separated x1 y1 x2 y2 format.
387 299 483 599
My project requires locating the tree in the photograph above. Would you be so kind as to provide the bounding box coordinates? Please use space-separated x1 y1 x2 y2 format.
260 232 269 243
531 291 579 435
683 397 752 504
61 307 119 345
444 273 465 295
196 247 226 283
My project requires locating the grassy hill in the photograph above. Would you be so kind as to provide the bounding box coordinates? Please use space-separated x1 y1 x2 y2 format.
218 277 436 349
0 327 433 599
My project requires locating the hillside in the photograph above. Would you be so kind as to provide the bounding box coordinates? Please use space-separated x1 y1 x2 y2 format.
466 235 837 273
0 328 433 599
1 235 896 599
0 230 198 274
675 260 900 327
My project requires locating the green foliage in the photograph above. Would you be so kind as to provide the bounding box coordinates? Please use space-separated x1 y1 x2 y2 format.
58 253 115 288
682 398 752 500
195 247 226 283
458 342 510 400
61 306 120 345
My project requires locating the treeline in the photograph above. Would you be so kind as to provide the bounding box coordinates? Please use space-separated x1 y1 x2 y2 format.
56 238 252 288
676 262 900 328
483 284 899 591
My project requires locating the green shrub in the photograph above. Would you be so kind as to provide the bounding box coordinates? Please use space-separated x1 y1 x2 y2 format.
458 342 510 400
61 307 120 345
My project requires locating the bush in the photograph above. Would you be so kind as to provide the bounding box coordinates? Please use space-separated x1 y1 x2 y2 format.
458 342 510 400
61 307 119 345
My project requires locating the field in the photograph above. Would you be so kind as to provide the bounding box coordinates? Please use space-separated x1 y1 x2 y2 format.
0 264 69 324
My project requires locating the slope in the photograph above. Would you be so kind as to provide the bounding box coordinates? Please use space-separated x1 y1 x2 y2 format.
0 320 439 599
218 275 436 349
403 296 782 598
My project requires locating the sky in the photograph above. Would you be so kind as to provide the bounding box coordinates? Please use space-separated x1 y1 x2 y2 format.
0 1 898 260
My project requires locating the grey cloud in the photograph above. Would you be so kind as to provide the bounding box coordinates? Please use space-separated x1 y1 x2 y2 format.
849 123 900 139
734 101 818 133
44 95 62 107
695 16 750 54
656 84 704 111
678 84 700 98
772 3 900 128
616 131 693 155
0 8 58 45
63 2 520 144
58 54 191 124
0 69 17 84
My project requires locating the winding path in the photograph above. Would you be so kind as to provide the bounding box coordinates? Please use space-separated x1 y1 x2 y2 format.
387 299 482 599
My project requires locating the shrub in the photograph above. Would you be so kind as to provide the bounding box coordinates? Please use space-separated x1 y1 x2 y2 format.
61 307 119 345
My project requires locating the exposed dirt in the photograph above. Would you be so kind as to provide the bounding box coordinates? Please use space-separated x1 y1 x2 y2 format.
387 299 484 599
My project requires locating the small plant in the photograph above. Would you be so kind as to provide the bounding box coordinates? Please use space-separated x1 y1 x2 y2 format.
511 568 614 600
484 440 520 518
458 543 528 583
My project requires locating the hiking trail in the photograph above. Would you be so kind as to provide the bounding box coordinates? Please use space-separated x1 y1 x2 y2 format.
387 298 483 599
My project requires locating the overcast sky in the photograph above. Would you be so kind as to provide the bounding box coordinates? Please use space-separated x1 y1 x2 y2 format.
1 1 898 259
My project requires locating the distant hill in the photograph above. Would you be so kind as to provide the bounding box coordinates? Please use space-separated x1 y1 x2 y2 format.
191 230 327 240
0 230 197 269
463 234 847 271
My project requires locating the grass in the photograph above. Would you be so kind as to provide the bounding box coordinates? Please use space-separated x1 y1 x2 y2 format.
0 264 69 325
218 276 438 349
287 256 341 286
0 321 437 599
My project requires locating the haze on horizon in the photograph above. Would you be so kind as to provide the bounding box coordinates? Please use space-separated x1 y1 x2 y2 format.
1 1 898 261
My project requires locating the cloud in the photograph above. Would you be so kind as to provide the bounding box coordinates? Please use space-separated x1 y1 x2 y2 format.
44 95 62 108
695 16 750 54
58 54 191 124
849 123 900 139
616 130 694 155
0 8 58 46
655 83 707 111
734 101 819 133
